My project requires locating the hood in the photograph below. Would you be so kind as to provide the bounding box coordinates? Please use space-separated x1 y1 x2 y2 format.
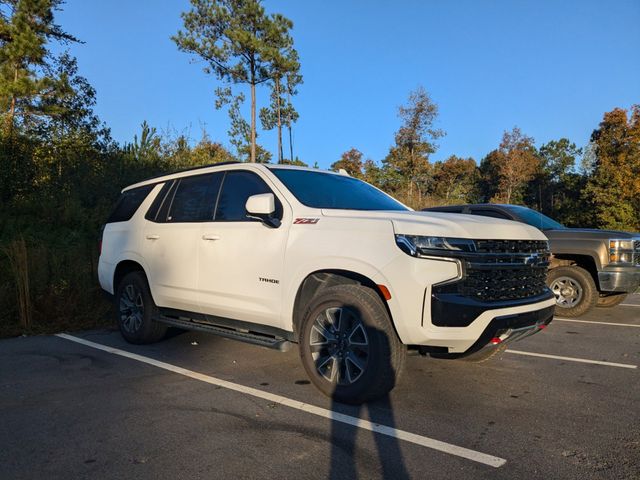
321 210 547 241
545 228 639 241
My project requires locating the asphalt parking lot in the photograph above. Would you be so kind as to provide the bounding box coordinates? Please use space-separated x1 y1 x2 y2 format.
1 295 639 480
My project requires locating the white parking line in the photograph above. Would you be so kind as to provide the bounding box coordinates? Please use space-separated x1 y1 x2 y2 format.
506 349 637 369
620 304 639 307
55 333 506 468
554 317 640 328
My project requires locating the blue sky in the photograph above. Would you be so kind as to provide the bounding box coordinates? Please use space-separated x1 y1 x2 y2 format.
52 0 639 169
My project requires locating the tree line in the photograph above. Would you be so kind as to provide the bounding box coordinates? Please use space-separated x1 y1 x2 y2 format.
0 0 638 337
331 88 639 232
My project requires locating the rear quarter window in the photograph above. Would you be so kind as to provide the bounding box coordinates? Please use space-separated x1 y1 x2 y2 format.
106 185 154 223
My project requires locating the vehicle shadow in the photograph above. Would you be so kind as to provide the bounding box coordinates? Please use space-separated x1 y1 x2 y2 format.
328 393 410 480
317 314 410 480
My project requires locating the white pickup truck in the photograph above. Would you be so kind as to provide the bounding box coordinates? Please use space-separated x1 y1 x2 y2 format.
98 162 555 404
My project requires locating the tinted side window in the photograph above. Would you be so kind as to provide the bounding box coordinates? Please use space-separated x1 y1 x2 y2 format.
107 185 154 223
471 209 511 220
145 181 173 221
167 173 223 223
215 171 282 221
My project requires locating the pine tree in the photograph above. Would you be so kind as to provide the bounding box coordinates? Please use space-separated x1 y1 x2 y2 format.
173 0 296 163
259 49 301 163
0 0 79 133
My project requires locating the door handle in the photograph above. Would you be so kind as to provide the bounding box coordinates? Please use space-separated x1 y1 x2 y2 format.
202 234 220 241
145 234 160 240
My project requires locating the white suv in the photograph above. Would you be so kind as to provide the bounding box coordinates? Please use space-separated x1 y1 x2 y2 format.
99 162 555 404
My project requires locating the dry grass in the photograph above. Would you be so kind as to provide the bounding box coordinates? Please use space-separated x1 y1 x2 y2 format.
2 236 32 330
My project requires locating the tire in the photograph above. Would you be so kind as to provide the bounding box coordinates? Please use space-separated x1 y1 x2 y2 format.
115 271 167 344
547 266 598 318
596 293 627 308
298 284 406 405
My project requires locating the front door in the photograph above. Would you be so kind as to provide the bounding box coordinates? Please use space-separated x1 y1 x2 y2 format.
198 170 291 328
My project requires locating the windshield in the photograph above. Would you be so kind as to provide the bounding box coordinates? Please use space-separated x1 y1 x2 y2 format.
270 168 409 211
509 205 566 230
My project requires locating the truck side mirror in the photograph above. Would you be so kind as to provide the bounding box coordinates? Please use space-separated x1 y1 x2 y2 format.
245 193 280 228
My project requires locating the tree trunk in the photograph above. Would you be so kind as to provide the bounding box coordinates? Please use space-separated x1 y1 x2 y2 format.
287 90 293 161
250 81 256 163
5 67 18 136
276 77 282 164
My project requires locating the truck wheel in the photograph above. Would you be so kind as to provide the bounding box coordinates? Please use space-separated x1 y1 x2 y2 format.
548 266 597 317
298 285 406 405
596 293 627 308
115 271 167 344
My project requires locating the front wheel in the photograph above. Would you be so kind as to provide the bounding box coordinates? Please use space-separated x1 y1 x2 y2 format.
298 285 405 405
115 271 167 344
596 293 627 308
547 266 597 317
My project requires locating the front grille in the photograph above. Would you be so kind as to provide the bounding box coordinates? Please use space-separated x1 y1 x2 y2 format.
454 240 550 302
460 263 549 301
474 239 549 255
634 240 640 266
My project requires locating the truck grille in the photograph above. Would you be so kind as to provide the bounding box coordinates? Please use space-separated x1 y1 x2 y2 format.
456 240 550 302
474 239 549 255
635 240 640 266
460 263 549 301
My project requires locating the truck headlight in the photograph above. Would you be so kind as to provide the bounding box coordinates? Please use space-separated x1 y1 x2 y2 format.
395 235 475 257
609 239 638 265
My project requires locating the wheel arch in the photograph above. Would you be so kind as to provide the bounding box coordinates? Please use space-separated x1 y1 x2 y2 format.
549 254 599 288
290 269 394 341
114 260 149 294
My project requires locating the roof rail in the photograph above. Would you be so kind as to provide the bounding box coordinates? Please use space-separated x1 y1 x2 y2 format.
137 161 241 183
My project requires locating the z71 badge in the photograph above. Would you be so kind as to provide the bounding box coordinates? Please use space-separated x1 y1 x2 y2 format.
293 218 319 224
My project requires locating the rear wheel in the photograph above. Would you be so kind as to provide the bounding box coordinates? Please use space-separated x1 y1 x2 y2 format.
547 266 597 317
298 285 405 405
115 271 167 344
596 292 627 308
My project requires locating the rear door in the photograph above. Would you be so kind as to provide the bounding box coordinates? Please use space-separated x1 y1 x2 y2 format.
198 170 291 328
141 172 222 312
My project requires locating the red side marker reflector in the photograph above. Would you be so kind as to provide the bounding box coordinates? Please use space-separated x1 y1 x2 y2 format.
490 337 502 345
538 324 546 330
377 285 392 301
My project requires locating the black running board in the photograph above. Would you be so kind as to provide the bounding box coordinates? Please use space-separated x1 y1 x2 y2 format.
155 315 293 352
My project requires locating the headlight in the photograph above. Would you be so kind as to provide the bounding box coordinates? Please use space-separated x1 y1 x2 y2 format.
395 235 475 257
609 238 638 265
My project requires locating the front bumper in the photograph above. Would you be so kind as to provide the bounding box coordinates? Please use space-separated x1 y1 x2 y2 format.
451 304 554 358
430 290 554 327
415 294 556 353
598 268 640 293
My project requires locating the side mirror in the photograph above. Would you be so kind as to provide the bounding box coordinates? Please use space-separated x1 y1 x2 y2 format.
245 193 280 228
